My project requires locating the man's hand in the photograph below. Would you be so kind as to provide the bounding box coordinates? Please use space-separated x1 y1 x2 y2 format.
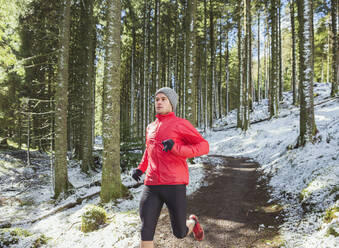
162 139 174 152
132 169 143 182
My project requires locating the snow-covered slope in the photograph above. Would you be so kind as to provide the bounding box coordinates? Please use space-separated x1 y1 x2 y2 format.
205 82 339 247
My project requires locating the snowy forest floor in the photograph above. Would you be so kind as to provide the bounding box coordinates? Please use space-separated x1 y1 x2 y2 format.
154 155 283 248
0 83 338 248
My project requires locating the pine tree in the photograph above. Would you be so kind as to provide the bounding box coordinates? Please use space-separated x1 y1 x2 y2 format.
237 0 243 129
290 0 297 105
242 0 250 131
80 0 95 173
330 0 338 96
297 0 317 145
54 0 71 199
185 0 197 125
100 0 123 202
269 0 279 118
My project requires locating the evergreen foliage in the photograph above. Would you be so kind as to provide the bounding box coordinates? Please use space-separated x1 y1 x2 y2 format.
0 0 337 197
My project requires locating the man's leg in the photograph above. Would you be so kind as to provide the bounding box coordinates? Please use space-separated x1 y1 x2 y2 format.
140 241 154 248
139 186 163 248
162 185 190 239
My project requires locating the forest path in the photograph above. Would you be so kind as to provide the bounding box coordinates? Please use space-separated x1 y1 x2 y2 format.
153 155 283 248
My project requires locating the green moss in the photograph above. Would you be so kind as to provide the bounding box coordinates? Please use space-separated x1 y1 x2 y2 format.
8 228 32 237
326 225 339 237
32 234 48 247
0 227 48 247
20 198 35 206
324 206 339 223
330 186 339 201
81 205 107 233
0 229 20 247
299 188 308 202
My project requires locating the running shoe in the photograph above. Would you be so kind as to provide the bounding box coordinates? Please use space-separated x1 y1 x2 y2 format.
189 214 204 241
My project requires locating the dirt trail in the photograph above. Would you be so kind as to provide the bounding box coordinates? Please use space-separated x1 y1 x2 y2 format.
153 155 283 248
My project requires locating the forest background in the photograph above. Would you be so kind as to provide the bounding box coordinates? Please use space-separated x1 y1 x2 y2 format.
0 0 338 201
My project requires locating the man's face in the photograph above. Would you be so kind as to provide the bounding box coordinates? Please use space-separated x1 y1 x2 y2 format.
155 93 173 115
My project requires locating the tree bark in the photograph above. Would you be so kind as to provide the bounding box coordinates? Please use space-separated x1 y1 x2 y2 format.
80 0 95 173
54 0 71 199
185 0 197 125
210 0 215 126
204 0 208 129
225 29 229 114
237 1 243 128
257 11 261 102
100 0 123 202
291 0 297 105
297 0 317 146
269 0 279 118
330 0 338 96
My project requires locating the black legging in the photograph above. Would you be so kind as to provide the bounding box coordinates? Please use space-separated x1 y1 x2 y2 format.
139 184 188 241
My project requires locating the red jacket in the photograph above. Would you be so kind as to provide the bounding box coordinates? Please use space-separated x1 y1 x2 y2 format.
138 112 209 185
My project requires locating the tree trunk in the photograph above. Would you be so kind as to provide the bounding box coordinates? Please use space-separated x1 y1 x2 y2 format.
130 25 136 137
100 0 123 202
80 0 95 173
278 0 283 101
291 0 297 105
242 0 250 131
185 0 197 125
269 0 279 118
327 22 330 83
297 0 317 146
210 0 215 126
142 0 149 146
218 19 223 118
225 29 229 114
155 0 160 90
237 1 243 128
330 0 338 96
54 0 71 199
257 11 261 102
204 0 208 129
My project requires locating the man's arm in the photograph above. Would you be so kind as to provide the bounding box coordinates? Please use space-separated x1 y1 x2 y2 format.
137 129 149 173
171 120 209 158
137 148 148 173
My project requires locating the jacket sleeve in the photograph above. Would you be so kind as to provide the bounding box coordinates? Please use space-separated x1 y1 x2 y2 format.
137 148 148 173
137 129 148 173
171 119 209 158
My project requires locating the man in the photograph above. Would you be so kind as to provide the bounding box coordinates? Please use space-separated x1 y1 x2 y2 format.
132 87 209 248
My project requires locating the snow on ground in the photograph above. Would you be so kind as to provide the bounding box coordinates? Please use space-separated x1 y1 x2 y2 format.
1 82 338 247
205 82 339 248
0 148 206 247
25 163 206 248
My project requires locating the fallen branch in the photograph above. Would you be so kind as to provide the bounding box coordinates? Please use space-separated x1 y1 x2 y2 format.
314 96 339 106
75 180 101 190
212 117 270 132
10 182 144 226
12 190 101 226
75 180 143 190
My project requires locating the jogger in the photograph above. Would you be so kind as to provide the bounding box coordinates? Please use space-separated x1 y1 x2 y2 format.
132 87 209 248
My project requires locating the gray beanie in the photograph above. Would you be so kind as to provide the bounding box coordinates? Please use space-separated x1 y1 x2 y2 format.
155 87 178 112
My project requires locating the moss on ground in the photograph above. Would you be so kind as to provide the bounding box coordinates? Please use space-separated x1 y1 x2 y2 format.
326 224 338 237
324 206 339 223
0 227 48 247
81 204 107 233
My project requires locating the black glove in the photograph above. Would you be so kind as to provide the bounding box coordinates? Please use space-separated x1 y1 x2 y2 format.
132 169 143 182
162 139 174 152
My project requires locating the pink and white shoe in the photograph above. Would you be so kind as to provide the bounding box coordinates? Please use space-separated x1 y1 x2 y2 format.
189 214 204 241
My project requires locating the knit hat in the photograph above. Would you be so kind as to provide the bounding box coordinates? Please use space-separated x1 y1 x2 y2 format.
155 87 178 112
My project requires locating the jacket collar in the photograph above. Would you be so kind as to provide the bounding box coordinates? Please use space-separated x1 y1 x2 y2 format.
155 111 175 121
